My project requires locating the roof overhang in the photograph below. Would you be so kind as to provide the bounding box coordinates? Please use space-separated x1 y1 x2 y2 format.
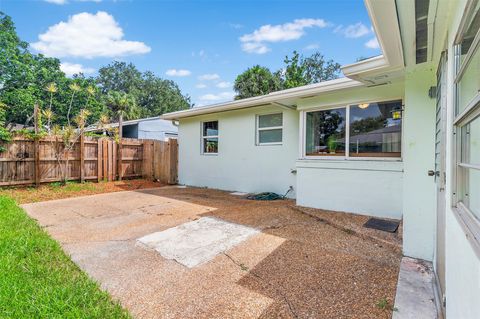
161 78 364 120
342 0 405 84
162 0 406 121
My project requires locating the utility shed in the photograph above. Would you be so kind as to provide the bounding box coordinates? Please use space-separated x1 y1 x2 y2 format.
86 117 178 141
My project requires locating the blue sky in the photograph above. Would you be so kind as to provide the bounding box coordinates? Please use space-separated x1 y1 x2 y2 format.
0 0 381 106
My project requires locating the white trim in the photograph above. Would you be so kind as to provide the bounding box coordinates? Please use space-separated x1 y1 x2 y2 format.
454 92 480 126
161 78 363 120
255 113 283 146
201 121 219 155
453 4 480 256
454 25 480 84
459 163 480 170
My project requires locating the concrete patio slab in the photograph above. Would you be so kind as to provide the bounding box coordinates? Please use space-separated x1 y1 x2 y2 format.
392 257 439 319
138 217 259 268
22 187 402 318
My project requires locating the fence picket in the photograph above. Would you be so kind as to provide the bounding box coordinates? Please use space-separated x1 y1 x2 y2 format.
0 136 177 187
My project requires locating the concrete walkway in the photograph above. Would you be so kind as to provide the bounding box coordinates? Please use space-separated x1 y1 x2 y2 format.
23 187 402 319
392 257 440 319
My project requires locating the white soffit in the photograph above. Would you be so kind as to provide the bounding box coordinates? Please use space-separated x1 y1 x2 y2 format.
342 0 405 84
161 77 363 120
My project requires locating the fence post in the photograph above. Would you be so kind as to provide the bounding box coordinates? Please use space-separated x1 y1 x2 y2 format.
33 104 40 187
97 138 102 182
117 139 122 181
79 134 85 183
169 139 178 184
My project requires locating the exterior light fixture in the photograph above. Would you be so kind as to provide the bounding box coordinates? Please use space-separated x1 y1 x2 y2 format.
358 103 370 109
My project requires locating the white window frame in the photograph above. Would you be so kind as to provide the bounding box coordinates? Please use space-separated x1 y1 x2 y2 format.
201 121 218 155
300 99 404 161
453 0 480 257
256 112 283 146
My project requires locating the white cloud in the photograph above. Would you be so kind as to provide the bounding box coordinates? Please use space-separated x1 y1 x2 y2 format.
242 42 270 54
216 81 231 88
60 62 95 76
195 83 207 89
240 18 328 54
334 22 370 38
31 11 151 59
165 69 191 77
304 43 319 50
45 0 67 4
198 73 220 81
198 91 235 102
229 23 244 29
45 0 101 4
365 37 380 49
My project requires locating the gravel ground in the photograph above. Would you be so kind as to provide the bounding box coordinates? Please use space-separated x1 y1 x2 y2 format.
23 186 401 319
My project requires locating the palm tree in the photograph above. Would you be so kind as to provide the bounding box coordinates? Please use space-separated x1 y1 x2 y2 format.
105 91 138 139
105 91 138 180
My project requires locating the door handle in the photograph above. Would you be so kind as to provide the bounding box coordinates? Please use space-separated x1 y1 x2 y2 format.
428 170 438 177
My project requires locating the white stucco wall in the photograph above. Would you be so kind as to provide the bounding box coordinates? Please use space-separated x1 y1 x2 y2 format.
178 105 298 197
442 1 480 316
295 81 405 219
296 160 403 218
402 64 437 261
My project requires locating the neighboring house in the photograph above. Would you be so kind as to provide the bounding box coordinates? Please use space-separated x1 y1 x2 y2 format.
163 0 480 317
86 117 178 141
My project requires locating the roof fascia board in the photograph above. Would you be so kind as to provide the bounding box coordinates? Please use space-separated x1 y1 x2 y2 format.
343 0 405 80
161 78 363 120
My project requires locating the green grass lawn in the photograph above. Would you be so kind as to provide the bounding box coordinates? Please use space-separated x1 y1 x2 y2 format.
0 196 131 318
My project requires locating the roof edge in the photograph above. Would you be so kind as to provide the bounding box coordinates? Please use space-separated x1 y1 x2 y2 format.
161 77 363 120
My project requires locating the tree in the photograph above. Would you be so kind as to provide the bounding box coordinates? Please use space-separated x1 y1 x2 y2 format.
233 65 283 99
302 52 342 83
0 102 11 152
233 51 342 100
96 61 142 95
105 91 138 138
97 62 192 116
105 91 137 181
137 71 191 116
282 51 341 89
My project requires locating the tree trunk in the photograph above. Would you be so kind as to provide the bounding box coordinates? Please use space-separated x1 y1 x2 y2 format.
117 114 123 181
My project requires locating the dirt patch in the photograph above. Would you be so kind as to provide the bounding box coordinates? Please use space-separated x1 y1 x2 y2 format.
22 186 401 318
0 179 163 204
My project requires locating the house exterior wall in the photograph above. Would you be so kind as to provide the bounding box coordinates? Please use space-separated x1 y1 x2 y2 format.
295 81 404 218
178 105 299 197
402 64 437 261
442 0 480 316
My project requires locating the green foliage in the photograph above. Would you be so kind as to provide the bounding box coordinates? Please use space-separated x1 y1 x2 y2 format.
327 135 338 153
0 12 190 128
233 65 283 99
234 50 341 99
350 116 385 134
0 196 130 318
105 91 138 121
0 102 11 152
97 62 192 115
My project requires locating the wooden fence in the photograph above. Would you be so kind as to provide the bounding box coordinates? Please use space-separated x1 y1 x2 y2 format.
0 136 178 187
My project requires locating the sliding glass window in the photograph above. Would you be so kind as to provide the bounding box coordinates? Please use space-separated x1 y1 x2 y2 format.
304 100 402 159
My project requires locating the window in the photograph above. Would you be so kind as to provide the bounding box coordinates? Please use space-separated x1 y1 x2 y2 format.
305 108 346 156
453 0 480 252
202 121 218 154
257 113 283 145
304 100 402 158
349 101 402 157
